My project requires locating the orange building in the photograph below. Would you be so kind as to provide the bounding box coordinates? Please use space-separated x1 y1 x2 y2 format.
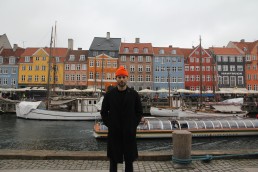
87 54 118 91
228 40 258 90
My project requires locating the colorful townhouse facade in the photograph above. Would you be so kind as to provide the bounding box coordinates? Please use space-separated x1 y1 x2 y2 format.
64 49 88 89
227 40 258 90
87 32 120 90
209 47 245 88
153 46 184 91
18 47 68 89
182 45 217 91
0 46 25 88
119 39 154 91
87 53 118 90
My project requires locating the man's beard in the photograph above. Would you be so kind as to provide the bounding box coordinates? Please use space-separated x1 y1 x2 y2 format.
118 81 126 87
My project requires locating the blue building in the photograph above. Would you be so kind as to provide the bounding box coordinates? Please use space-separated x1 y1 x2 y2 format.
0 46 24 89
153 46 184 96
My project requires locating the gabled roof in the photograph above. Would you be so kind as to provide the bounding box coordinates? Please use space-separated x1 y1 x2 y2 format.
21 48 39 57
0 48 25 57
229 40 258 54
209 47 241 55
119 42 154 54
89 37 121 51
44 47 68 57
153 47 184 56
180 48 193 57
65 49 88 62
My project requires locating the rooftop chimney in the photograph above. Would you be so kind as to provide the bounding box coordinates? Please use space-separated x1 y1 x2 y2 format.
13 44 18 51
68 39 73 50
135 38 140 43
240 39 245 42
106 32 110 39
169 45 173 48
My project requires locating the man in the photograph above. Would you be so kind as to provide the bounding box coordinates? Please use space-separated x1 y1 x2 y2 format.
101 66 143 172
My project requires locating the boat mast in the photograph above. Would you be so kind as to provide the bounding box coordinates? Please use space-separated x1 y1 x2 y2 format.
211 46 216 102
199 36 203 109
46 27 54 110
53 22 57 94
168 67 171 107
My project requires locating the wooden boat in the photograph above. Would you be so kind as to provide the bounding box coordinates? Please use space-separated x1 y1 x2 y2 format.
93 117 258 138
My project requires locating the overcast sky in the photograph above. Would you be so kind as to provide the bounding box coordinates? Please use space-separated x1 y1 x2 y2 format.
1 0 258 50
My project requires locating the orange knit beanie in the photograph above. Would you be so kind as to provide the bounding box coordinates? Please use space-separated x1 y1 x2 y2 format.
115 66 128 77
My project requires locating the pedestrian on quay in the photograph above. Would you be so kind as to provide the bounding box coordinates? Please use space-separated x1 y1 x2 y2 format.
101 66 144 172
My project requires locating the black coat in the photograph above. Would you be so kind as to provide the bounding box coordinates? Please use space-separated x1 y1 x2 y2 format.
101 87 143 163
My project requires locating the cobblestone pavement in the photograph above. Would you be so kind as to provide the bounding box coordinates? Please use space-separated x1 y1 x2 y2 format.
1 159 258 172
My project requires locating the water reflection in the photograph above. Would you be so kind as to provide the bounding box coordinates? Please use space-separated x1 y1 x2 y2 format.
1 114 258 151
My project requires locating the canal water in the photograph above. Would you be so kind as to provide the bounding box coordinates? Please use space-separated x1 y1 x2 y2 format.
1 114 258 151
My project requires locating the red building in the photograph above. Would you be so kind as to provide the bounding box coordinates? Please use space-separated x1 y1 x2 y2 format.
182 45 217 91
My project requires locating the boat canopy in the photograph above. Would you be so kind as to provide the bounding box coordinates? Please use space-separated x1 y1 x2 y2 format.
99 118 258 131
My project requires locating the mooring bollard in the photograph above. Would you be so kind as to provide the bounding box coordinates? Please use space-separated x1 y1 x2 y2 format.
172 130 193 169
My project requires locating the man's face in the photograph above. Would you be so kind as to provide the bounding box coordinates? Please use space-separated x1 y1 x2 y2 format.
116 75 128 87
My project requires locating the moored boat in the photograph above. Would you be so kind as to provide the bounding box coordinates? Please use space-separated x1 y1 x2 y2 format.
16 97 101 120
93 117 258 138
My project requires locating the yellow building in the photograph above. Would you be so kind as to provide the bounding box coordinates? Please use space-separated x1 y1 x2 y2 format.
18 47 68 88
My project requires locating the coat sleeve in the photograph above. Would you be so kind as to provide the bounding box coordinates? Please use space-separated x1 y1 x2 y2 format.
101 93 110 127
135 92 143 126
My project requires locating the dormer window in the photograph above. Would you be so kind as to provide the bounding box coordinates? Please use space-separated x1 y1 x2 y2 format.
55 57 60 62
25 56 30 62
80 55 85 61
109 52 115 57
9 57 16 64
171 50 176 54
124 48 129 53
93 51 98 56
133 48 139 53
143 48 148 53
69 55 75 61
159 49 164 54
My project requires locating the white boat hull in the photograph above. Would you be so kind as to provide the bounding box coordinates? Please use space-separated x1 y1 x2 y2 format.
16 108 101 120
150 107 247 118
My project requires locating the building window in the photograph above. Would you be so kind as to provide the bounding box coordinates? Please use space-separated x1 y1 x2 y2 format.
65 74 69 81
237 56 243 62
196 75 200 81
223 76 229 85
206 58 210 63
133 48 139 53
247 84 252 90
146 75 151 81
138 65 143 72
143 48 148 53
80 55 85 61
206 66 210 71
93 51 98 56
247 74 251 80
178 67 183 71
42 65 46 71
190 66 194 71
230 65 235 71
28 75 32 82
130 65 135 72
28 66 32 70
69 55 75 61
146 65 151 72
171 50 176 54
82 74 86 81
55 57 60 62
190 57 194 63
222 56 228 62
138 56 143 62
123 48 129 53
112 62 117 68
35 65 39 71
237 65 243 71
65 64 70 70
109 52 115 57
11 78 16 85
76 64 81 70
146 56 151 62
11 68 16 74
35 75 39 82
89 72 93 79
9 57 16 64
218 76 222 85
76 74 80 81
253 65 257 70
130 56 135 62
130 75 135 81
222 65 228 71
71 64 75 70
22 65 26 70
238 76 244 85
159 49 164 54
41 76 45 82
185 66 189 71
217 56 221 62
190 75 195 81
25 56 30 62
229 56 235 62
21 75 26 82
82 64 87 70
71 74 75 81
121 56 126 61
0 57 3 64
3 78 7 85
